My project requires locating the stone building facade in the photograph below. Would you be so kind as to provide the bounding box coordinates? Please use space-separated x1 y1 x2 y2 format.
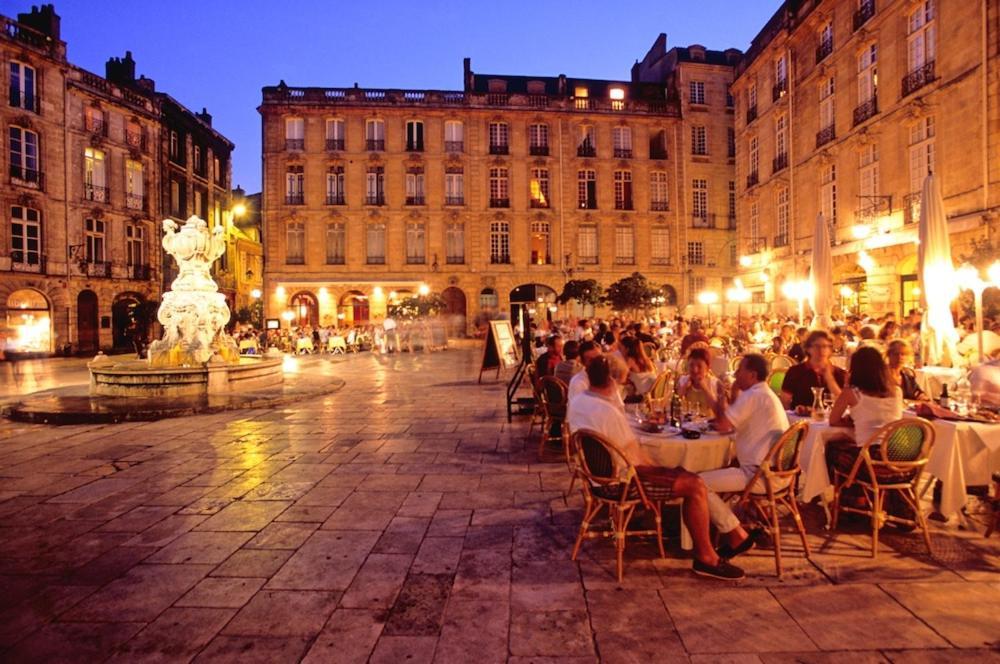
732 0 1000 317
260 45 741 332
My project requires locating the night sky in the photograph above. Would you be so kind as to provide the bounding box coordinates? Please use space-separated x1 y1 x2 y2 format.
49 0 780 191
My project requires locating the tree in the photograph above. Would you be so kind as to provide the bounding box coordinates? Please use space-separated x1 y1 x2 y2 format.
388 293 446 320
604 272 657 316
957 237 1000 320
556 279 603 308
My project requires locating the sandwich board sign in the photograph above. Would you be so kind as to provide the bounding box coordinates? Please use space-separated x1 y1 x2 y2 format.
478 320 519 382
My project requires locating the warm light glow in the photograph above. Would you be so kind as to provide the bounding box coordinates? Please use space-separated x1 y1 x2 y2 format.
373 286 384 298
739 255 752 267
857 250 876 272
250 288 262 299
318 287 329 298
232 202 247 218
851 224 871 240
697 291 719 305
726 278 750 303
839 286 855 298
281 310 294 322
988 261 1000 287
548 305 558 313
912 286 921 297
276 286 286 299
389 291 397 300
418 284 430 296
609 87 625 100
782 280 813 301
760 272 770 283
282 353 299 373
955 263 985 292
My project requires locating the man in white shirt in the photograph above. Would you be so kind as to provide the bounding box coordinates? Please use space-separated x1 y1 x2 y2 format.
699 353 790 559
567 341 604 404
567 356 744 580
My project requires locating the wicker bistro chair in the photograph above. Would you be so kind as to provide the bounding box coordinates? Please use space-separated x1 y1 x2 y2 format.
569 429 670 581
769 354 797 371
645 369 674 408
830 418 936 558
525 365 545 438
731 421 812 576
537 376 568 459
766 369 787 396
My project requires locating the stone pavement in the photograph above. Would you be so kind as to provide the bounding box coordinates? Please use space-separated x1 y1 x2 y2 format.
0 347 998 663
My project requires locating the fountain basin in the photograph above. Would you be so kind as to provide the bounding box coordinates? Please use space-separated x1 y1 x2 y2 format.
89 354 284 398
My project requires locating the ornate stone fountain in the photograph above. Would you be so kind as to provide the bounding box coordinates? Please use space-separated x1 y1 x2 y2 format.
89 216 283 397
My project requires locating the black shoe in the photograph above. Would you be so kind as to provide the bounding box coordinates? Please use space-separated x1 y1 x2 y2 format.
692 558 745 580
717 528 762 560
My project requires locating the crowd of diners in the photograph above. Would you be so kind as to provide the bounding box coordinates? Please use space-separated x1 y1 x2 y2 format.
233 316 448 355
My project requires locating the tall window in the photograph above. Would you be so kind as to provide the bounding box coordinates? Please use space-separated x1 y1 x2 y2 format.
821 164 837 225
775 114 788 161
529 168 549 208
286 221 304 264
818 22 834 59
687 241 705 266
748 83 758 112
614 225 635 264
445 167 464 205
10 206 41 265
365 119 385 151
446 223 465 263
692 179 708 218
819 77 835 135
125 159 144 210
909 116 935 193
577 124 595 156
689 276 706 304
612 126 632 158
326 222 345 264
578 225 598 264
85 107 105 135
9 126 40 184
775 187 790 245
325 118 345 150
169 130 181 163
748 136 759 179
490 221 510 263
858 43 878 104
614 170 633 210
126 223 145 268
84 147 107 202
366 223 386 264
366 166 384 205
406 168 425 205
691 126 707 155
577 169 597 209
285 165 304 205
530 220 550 265
775 55 788 92
727 128 735 158
170 179 183 217
529 123 549 155
907 1 936 72
488 121 509 154
860 143 880 209
285 117 304 150
326 166 345 205
444 120 463 152
749 201 760 249
9 62 36 112
406 222 426 263
689 81 706 105
84 218 106 263
728 181 737 226
649 129 668 159
406 120 424 151
650 171 669 210
192 145 204 175
489 167 509 207
651 226 670 264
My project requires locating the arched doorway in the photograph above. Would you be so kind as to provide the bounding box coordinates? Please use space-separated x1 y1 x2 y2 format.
441 286 467 337
661 285 678 306
834 264 868 318
77 290 99 353
339 290 369 326
289 291 318 328
112 293 143 350
509 283 557 329
6 288 52 354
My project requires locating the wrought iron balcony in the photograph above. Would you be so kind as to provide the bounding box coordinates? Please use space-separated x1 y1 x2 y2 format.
614 148 632 159
489 144 509 155
86 119 107 137
726 215 737 230
816 39 833 64
406 195 426 206
285 138 304 151
904 192 921 225
651 201 670 212
446 254 464 265
326 255 345 265
614 256 635 265
325 138 345 151
746 105 758 124
853 0 875 32
816 124 836 148
746 171 759 188
366 256 385 265
902 60 936 97
9 251 45 273
125 130 145 151
489 198 510 208
326 193 345 205
651 256 672 266
577 144 596 157
128 263 151 280
126 193 145 210
406 142 424 152
84 183 109 203
406 255 426 265
578 199 598 210
365 139 385 151
285 193 304 205
773 234 789 248
853 95 878 126
748 238 767 253
615 200 634 211
649 147 668 160
10 165 43 188
445 196 464 206
529 199 548 209
530 145 549 156
85 260 112 278
365 194 385 206
773 152 788 173
490 254 511 264
692 213 716 229
445 140 464 153
772 80 788 102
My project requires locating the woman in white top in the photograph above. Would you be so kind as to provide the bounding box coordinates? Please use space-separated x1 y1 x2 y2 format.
676 347 724 417
826 346 903 475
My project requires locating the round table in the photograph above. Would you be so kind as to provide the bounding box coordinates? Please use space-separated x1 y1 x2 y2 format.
915 366 963 400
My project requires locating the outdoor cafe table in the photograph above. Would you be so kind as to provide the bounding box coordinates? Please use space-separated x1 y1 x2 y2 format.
795 412 1000 521
914 366 963 400
238 339 258 354
634 423 734 550
295 337 315 353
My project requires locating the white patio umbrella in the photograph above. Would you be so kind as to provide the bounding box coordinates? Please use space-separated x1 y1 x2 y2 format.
809 212 833 330
917 173 959 367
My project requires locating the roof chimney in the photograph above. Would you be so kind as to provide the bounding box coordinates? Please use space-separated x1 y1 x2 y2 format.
197 107 213 126
105 50 137 87
17 4 60 40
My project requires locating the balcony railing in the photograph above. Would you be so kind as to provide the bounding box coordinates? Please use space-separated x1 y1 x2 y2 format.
579 255 598 265
772 80 788 102
125 130 145 151
406 142 424 152
365 139 384 151
578 199 598 210
577 144 596 157
749 238 768 253
128 263 151 280
773 234 789 248
853 95 878 126
746 105 758 124
904 192 921 225
489 198 510 208
365 194 385 206
773 152 788 173
406 255 426 265
490 254 511 264
726 215 737 230
489 144 509 155
445 140 464 153
614 256 636 265
613 148 633 159
326 255 345 265
529 199 548 209
326 193 345 205
10 165 43 188
902 60 936 97
445 196 464 206
9 251 45 273
286 256 305 265
853 0 876 32
816 40 834 64
746 171 759 188
366 256 385 265
86 119 107 137
85 261 112 278
651 257 672 266
285 138 304 151
649 147 668 160
85 183 109 202
651 201 669 212
529 145 549 156
692 213 715 229
126 193 145 210
325 138 345 151
446 255 465 264
406 195 426 205
816 125 836 148
285 193 304 205
615 200 634 211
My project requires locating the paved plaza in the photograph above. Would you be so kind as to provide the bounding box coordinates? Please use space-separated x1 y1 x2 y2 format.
0 348 998 663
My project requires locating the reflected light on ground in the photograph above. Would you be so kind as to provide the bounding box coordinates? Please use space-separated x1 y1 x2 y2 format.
282 353 300 373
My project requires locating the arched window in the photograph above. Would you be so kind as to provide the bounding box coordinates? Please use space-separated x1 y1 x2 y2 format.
490 221 510 264
286 221 305 264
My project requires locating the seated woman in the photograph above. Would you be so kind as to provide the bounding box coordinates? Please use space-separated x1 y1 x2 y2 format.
825 346 904 476
676 347 724 417
621 336 657 396
886 339 928 401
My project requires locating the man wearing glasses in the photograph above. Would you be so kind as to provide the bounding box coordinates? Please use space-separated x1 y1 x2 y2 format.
780 330 846 412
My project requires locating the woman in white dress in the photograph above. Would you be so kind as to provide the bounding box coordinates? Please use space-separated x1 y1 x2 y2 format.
676 347 724 417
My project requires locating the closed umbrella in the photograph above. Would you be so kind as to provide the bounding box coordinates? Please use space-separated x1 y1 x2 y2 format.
917 173 959 366
809 212 833 330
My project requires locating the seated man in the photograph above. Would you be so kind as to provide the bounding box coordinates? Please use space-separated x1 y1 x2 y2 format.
567 340 604 404
700 353 789 558
534 334 564 385
567 356 744 580
781 330 846 411
554 340 583 386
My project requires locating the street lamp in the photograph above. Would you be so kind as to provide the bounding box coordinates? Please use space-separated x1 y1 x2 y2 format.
726 278 750 322
250 288 262 299
782 280 813 325
697 290 719 325
418 283 430 297
955 262 1000 363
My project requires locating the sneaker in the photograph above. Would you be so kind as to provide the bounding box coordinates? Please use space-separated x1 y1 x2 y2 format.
692 558 745 580
716 528 762 560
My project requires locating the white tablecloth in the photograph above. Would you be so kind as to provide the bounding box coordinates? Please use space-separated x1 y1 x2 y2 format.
637 427 733 473
915 367 962 400
296 338 314 352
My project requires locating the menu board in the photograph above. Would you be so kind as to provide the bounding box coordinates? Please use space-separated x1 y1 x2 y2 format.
478 320 520 382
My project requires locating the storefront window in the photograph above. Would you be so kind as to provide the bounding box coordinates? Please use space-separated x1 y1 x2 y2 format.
6 288 50 353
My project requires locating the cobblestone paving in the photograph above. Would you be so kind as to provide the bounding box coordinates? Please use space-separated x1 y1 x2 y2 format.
1 348 998 662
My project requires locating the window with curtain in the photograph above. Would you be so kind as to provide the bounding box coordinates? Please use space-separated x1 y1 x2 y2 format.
286 221 305 264
325 222 345 264
366 223 386 264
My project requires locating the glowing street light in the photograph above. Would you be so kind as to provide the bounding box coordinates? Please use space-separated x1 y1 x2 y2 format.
232 202 248 219
698 290 719 324
739 255 753 268
782 280 813 324
250 288 262 299
955 262 1000 363
418 284 431 296
726 278 750 321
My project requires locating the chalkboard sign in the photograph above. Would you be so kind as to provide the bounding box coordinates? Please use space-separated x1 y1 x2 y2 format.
478 320 519 383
